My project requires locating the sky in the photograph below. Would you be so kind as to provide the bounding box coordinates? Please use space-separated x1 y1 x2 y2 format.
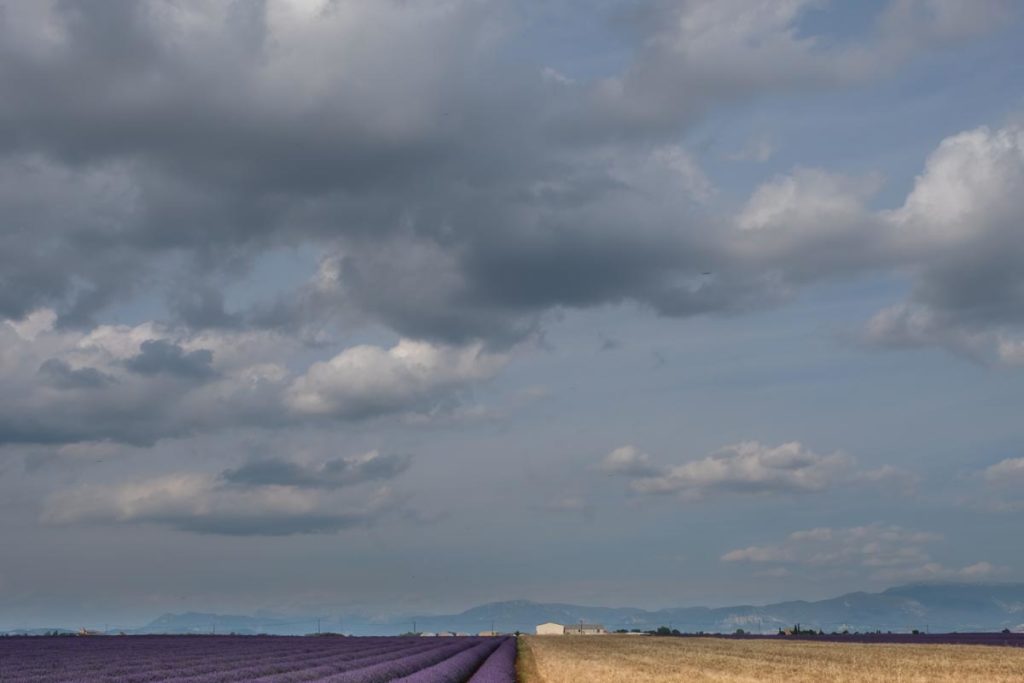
2 0 1024 630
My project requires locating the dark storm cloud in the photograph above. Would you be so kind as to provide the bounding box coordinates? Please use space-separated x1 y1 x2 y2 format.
222 452 412 489
166 511 380 537
4 0 1001 343
37 358 115 390
124 340 216 380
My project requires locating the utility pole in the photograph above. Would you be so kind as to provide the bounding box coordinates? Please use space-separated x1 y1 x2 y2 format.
413 620 417 635
317 618 321 635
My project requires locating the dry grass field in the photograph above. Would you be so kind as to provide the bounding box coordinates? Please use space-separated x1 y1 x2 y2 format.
517 635 1024 682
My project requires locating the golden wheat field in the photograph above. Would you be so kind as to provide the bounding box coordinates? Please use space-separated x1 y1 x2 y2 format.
516 635 1024 682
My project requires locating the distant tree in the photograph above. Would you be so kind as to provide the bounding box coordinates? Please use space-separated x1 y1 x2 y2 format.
1002 628 1012 634
734 629 745 635
670 629 681 636
655 626 672 636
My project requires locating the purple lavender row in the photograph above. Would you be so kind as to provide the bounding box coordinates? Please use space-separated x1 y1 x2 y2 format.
9 641 441 683
391 638 503 683
0 636 491 683
152 640 433 683
0 636 393 659
247 641 460 682
317 638 485 683
466 637 516 683
122 639 477 683
0 637 363 671
0 635 404 660
5 642 398 680
0 637 416 680
180 640 454 683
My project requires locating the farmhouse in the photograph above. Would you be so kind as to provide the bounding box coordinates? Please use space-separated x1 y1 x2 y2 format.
535 622 608 635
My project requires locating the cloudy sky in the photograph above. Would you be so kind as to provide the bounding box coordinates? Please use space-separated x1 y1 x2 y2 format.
2 0 1024 629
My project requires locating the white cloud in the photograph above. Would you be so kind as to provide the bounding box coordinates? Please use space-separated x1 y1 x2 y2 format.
974 457 1024 513
0 311 509 446
889 126 1024 245
738 169 880 234
627 441 854 499
43 468 400 536
860 124 1024 362
597 445 660 477
721 545 795 563
286 339 507 419
734 169 890 284
722 524 1001 581
984 457 1024 483
588 0 1009 137
874 561 1007 583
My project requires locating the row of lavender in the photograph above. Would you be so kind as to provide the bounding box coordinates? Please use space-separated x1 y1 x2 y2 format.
0 635 517 682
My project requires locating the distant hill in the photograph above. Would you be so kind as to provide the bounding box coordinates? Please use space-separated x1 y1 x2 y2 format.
8 583 1024 636
396 583 1024 635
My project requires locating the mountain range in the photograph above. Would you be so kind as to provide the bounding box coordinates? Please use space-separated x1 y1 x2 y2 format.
7 583 1024 636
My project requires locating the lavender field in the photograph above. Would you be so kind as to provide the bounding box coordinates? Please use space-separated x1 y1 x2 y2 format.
0 635 516 683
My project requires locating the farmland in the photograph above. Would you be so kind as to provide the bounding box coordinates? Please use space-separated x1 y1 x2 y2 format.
0 635 515 682
517 634 1024 682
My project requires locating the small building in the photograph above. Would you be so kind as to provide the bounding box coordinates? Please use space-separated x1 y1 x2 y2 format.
564 623 607 635
536 622 565 635
478 630 501 637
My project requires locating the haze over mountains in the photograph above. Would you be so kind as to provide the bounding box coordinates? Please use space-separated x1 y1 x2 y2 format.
8 584 1024 637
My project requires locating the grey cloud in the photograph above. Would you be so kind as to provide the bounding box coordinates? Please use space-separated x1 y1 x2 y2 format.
124 340 216 379
222 451 412 490
37 358 115 390
167 511 380 537
42 469 402 537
